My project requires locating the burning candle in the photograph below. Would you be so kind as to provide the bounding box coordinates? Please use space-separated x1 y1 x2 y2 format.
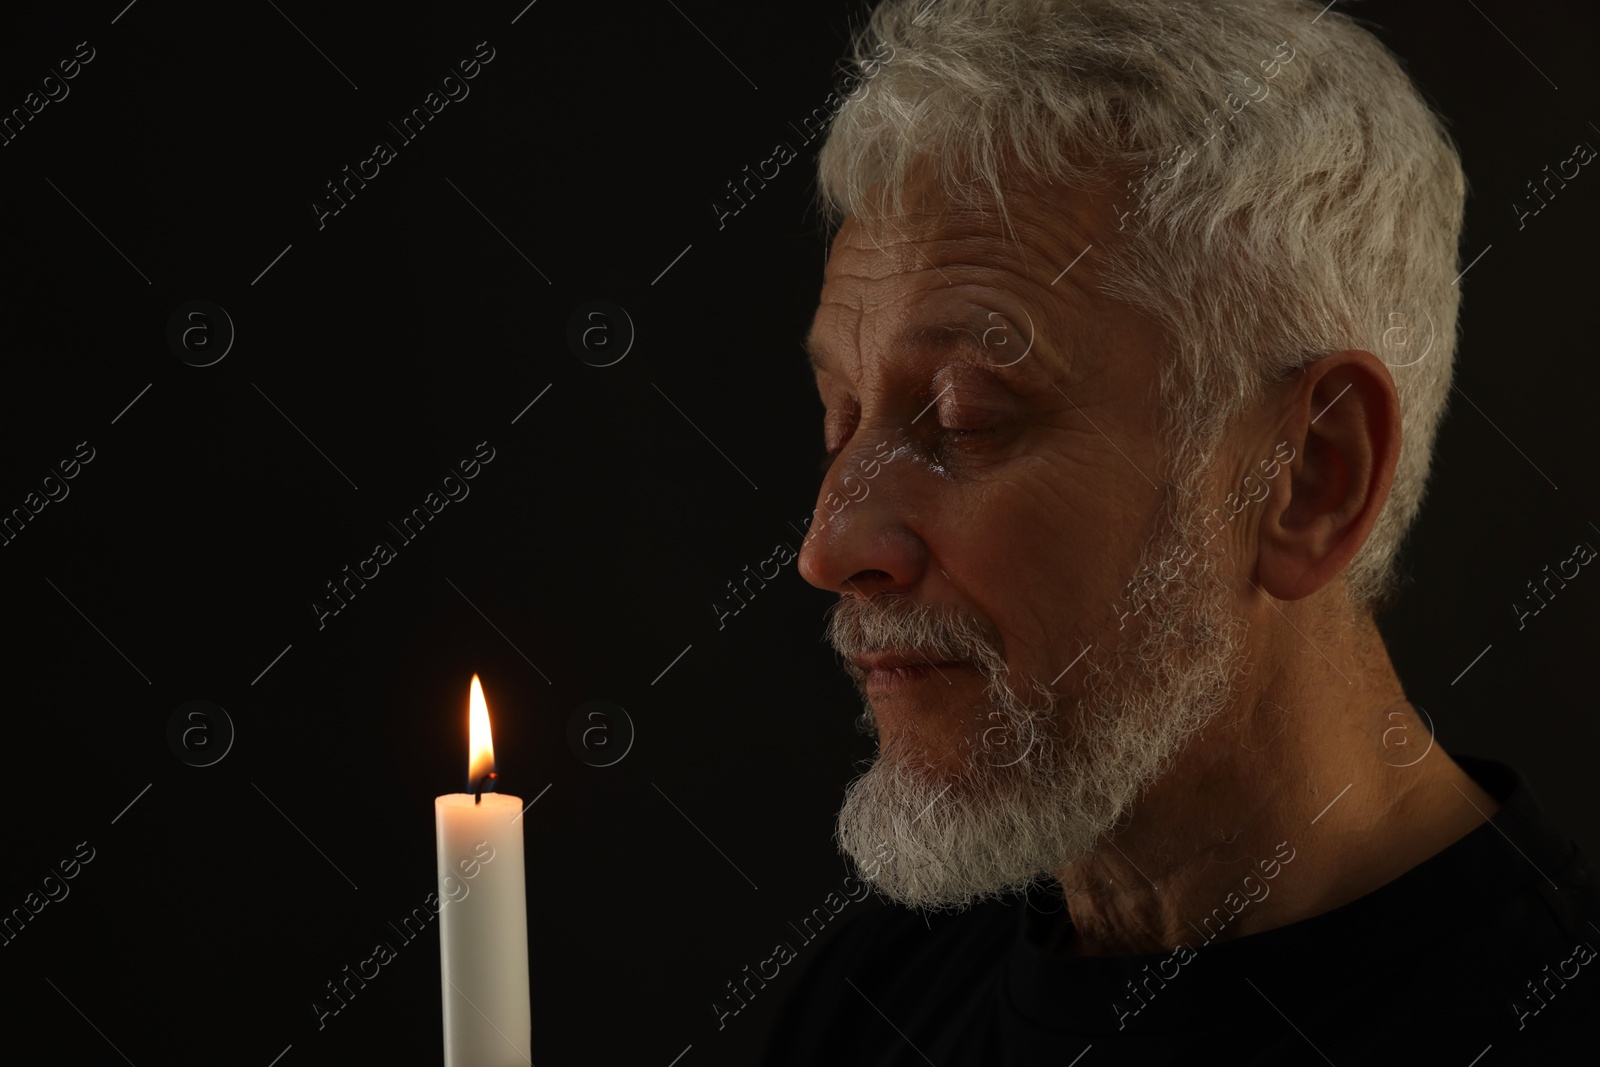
435 674 531 1066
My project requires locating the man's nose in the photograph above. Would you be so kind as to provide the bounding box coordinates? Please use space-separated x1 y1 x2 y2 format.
797 437 927 597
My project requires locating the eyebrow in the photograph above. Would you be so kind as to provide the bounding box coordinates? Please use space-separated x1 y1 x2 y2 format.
804 321 1059 388
802 332 828 372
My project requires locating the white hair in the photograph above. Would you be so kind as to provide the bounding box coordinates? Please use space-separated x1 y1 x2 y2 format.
815 0 1466 610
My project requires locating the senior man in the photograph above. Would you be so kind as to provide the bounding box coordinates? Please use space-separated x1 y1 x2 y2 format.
764 0 1598 1062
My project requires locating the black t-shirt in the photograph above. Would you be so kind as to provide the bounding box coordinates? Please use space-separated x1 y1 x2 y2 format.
763 757 1598 1064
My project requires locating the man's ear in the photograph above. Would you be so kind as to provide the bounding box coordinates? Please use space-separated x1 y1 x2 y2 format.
1256 351 1402 601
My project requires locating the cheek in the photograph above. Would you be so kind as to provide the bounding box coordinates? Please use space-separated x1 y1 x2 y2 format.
931 461 1137 668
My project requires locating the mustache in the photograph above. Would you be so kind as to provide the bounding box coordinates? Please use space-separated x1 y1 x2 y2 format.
825 594 1008 680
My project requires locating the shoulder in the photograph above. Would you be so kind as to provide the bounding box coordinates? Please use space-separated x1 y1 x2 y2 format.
1365 757 1600 1053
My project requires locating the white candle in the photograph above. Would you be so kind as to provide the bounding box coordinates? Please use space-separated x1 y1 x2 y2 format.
435 674 531 1067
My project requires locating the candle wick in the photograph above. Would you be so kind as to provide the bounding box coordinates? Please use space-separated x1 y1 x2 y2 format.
472 771 497 805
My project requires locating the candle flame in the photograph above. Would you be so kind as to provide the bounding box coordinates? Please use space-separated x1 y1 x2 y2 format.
467 674 495 785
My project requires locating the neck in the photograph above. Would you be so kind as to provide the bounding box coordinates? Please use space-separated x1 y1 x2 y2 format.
1051 610 1498 956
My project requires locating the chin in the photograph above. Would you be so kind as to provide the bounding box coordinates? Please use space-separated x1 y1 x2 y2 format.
865 700 1011 778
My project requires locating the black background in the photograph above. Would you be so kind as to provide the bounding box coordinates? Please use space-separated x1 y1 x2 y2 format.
0 1 1595 1064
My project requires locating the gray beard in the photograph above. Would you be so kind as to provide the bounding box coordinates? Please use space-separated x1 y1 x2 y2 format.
827 477 1248 912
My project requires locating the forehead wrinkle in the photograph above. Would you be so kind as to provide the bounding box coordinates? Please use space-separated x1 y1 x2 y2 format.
816 186 1116 386
837 215 1105 331
843 189 1100 273
811 271 1092 391
808 260 874 378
